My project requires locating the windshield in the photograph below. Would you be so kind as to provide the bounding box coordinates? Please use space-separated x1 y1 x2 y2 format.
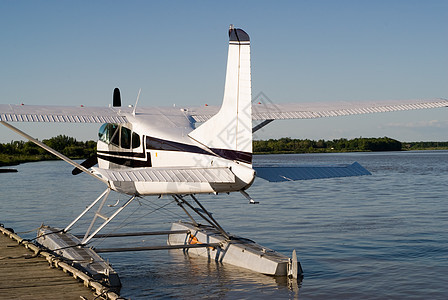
99 123 141 149
98 123 119 145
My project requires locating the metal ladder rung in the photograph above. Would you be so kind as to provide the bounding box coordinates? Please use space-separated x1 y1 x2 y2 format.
74 230 190 239
95 243 221 253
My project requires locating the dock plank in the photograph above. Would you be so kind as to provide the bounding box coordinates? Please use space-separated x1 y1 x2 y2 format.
0 232 97 300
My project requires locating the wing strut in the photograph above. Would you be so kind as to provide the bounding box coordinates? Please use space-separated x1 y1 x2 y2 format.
0 121 107 184
252 119 274 133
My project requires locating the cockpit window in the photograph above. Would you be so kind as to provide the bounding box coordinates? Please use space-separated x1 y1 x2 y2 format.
99 123 141 149
121 126 131 149
99 123 119 144
110 125 120 146
98 123 107 141
132 132 141 148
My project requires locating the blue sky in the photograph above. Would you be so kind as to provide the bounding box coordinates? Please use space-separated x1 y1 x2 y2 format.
1 0 447 143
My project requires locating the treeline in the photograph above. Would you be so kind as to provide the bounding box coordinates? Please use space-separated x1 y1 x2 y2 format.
1 135 447 166
403 141 448 150
0 135 96 166
254 137 404 153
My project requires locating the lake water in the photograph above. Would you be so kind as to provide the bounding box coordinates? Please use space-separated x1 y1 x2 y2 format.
1 151 447 299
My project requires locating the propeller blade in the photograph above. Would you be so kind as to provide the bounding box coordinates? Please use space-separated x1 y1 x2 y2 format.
113 87 121 107
72 155 98 175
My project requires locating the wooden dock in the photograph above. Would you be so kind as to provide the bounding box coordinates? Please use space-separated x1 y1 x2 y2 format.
0 225 123 300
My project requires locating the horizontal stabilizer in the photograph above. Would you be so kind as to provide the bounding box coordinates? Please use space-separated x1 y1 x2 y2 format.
254 162 371 182
92 167 235 183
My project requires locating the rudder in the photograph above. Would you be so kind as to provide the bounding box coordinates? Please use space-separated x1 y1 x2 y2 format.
189 25 252 164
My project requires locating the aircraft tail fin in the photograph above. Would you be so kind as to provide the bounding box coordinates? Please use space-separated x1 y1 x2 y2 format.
189 25 252 164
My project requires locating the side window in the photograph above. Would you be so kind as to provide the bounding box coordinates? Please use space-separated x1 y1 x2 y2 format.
99 123 140 149
121 127 131 149
98 123 108 142
132 132 141 148
110 124 120 146
99 123 119 144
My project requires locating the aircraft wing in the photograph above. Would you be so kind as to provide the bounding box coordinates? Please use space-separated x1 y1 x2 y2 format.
0 104 129 123
92 166 235 183
254 162 371 182
1 98 446 126
0 104 192 128
187 98 448 122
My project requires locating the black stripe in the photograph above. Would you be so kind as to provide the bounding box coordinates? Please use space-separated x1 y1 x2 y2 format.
146 136 209 155
97 150 146 158
97 138 147 167
97 153 152 168
145 136 252 164
210 148 252 164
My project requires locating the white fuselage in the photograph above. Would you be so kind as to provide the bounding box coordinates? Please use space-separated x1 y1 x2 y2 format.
95 112 255 196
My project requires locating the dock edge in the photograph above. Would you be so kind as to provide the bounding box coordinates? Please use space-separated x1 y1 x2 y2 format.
0 224 125 300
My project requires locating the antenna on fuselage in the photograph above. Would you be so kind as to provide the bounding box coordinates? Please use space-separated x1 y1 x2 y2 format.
113 88 121 107
132 88 141 116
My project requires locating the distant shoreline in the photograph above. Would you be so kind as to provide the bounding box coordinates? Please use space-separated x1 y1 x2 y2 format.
253 148 448 155
253 137 448 154
1 136 447 167
0 135 96 167
2 148 447 168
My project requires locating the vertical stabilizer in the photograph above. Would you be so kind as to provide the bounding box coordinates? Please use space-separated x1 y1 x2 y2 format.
189 26 252 164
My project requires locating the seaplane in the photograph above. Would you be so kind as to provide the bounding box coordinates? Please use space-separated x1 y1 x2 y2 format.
1 25 447 289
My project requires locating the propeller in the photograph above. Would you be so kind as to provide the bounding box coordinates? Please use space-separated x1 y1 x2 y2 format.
72 155 98 175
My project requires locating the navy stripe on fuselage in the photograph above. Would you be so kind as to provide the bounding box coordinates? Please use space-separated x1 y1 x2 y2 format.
97 153 152 168
97 150 146 158
211 148 252 165
145 136 252 164
96 135 252 168
97 140 150 167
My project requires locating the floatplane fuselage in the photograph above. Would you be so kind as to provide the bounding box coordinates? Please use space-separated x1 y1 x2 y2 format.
95 115 256 196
